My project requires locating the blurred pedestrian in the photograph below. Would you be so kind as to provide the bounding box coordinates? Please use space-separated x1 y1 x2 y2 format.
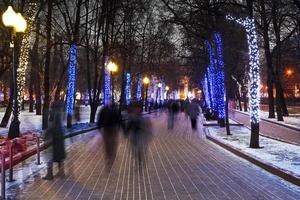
97 104 122 170
126 102 152 169
43 101 66 180
168 100 180 129
183 98 190 119
187 99 200 131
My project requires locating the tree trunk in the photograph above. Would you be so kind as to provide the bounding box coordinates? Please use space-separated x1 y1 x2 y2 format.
279 84 288 116
66 0 82 128
120 54 127 108
237 92 242 111
243 91 248 112
260 0 275 118
272 0 287 121
90 103 98 123
3 82 7 104
42 0 53 130
275 78 284 121
0 73 13 127
30 18 41 115
84 1 94 123
54 42 68 101
29 78 34 112
21 96 25 110
225 94 231 135
35 75 42 115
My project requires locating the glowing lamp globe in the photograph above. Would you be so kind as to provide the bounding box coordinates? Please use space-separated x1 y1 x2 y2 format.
158 83 162 88
143 77 150 85
2 6 17 27
165 86 169 91
14 13 27 32
107 61 117 72
286 69 293 76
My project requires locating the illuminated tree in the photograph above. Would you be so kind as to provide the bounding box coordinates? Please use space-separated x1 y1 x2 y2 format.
227 15 261 148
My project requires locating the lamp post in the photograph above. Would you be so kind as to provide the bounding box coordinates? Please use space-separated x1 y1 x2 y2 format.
107 61 118 103
2 6 27 139
143 77 150 111
165 86 170 100
156 83 162 107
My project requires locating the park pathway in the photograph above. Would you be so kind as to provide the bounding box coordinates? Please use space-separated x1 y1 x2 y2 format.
8 112 300 199
229 110 300 145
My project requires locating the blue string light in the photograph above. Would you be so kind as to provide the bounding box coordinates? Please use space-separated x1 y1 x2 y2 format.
137 76 142 101
150 75 154 100
125 72 131 105
202 73 211 109
66 44 77 115
205 40 217 112
104 58 111 105
214 32 225 119
161 82 165 101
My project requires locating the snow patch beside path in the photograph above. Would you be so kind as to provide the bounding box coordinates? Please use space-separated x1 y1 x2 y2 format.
208 125 300 178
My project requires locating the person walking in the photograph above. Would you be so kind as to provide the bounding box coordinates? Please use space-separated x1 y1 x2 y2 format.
126 102 152 169
43 101 66 180
97 104 122 170
187 99 200 131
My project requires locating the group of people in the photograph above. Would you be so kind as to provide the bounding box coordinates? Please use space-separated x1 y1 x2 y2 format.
97 102 152 171
167 98 201 130
42 97 201 180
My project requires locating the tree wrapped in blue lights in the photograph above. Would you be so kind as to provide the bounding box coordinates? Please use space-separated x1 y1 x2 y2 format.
203 37 225 126
66 44 77 127
104 57 111 105
205 40 217 112
137 76 142 101
214 32 225 126
202 73 211 109
125 72 131 105
161 82 165 102
227 15 261 148
150 75 154 100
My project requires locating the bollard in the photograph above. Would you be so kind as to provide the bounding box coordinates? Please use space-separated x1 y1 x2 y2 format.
8 140 14 182
36 134 41 165
1 150 6 200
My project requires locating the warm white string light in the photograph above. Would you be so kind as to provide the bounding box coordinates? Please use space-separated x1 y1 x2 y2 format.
226 15 260 124
17 3 38 112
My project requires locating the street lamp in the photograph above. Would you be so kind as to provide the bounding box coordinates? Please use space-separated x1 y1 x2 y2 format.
107 61 118 103
2 6 27 139
156 83 162 106
286 69 293 76
143 77 150 111
165 86 170 99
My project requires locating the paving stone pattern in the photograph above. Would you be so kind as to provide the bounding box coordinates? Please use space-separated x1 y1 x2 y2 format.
10 113 300 199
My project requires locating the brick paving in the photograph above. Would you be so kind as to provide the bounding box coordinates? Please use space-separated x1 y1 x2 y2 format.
8 112 300 199
229 110 300 145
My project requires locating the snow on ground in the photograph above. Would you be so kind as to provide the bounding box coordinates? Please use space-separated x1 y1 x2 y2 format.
207 125 300 178
0 105 101 136
234 109 300 130
259 111 300 129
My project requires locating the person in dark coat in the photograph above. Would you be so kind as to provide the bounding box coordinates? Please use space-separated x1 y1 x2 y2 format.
43 101 66 180
97 104 122 170
187 99 200 130
168 100 180 129
126 102 152 169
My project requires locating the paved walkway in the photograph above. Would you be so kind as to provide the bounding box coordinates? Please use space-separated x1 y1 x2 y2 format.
229 110 300 145
8 112 300 199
